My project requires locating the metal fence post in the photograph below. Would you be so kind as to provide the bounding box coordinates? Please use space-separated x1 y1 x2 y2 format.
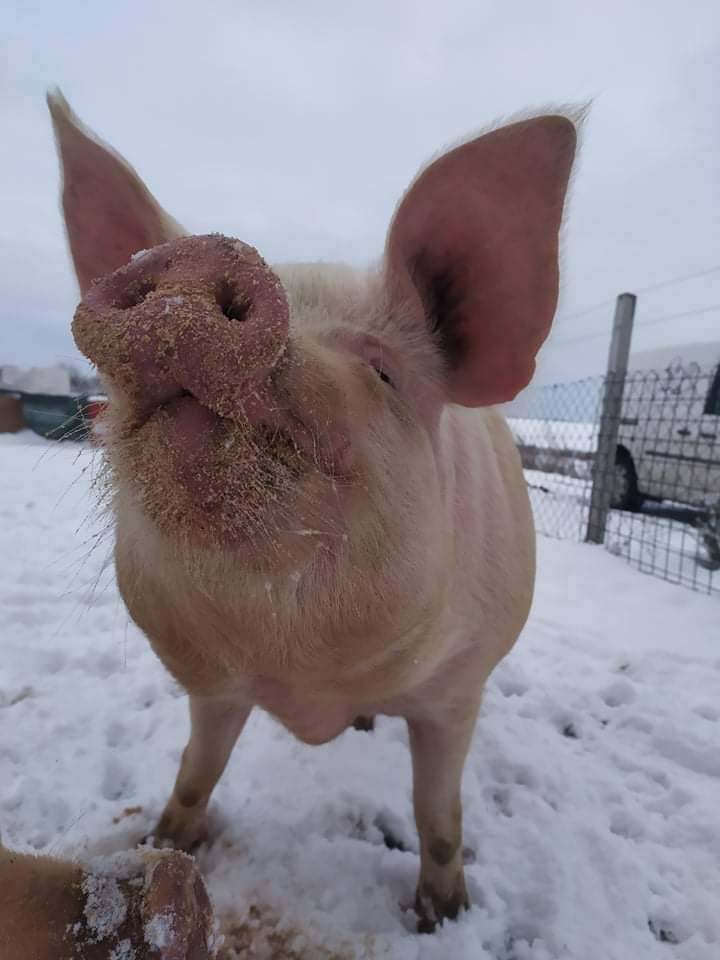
585 293 637 544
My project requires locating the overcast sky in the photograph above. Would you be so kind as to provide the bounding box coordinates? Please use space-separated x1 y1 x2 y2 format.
2 0 719 384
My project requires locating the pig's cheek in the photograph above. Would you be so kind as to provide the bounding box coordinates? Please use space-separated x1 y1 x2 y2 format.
292 419 353 477
329 430 353 476
318 424 353 477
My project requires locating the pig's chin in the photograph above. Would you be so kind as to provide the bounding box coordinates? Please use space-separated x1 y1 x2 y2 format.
114 399 306 549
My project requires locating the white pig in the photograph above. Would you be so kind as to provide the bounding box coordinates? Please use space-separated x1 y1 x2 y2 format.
48 89 577 933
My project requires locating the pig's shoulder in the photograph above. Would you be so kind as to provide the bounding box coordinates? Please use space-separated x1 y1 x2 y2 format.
443 404 525 495
444 404 515 456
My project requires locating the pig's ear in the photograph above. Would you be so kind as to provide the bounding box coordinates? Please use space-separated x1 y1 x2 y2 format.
385 115 577 406
47 89 185 294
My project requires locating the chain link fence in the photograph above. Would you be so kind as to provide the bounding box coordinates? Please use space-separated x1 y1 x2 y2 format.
505 360 720 595
505 377 603 541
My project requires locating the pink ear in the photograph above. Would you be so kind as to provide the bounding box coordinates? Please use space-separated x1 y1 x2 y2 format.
47 90 184 294
385 115 577 406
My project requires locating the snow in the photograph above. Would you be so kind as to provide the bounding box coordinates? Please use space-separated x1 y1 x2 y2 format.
109 941 135 960
1 435 719 959
144 911 176 950
507 417 598 455
80 872 128 942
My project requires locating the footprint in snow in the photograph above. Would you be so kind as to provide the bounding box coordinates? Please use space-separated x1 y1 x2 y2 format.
651 729 720 778
609 808 645 841
617 713 654 735
101 755 136 802
600 678 637 708
495 675 530 698
79 650 123 678
135 683 158 710
561 721 580 739
648 918 680 945
105 719 136 748
0 685 35 708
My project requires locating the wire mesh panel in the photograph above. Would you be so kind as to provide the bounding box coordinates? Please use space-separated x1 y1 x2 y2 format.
506 360 720 595
505 377 604 540
606 507 719 594
603 361 720 595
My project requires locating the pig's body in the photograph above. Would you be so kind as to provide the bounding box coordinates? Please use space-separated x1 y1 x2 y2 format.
116 379 534 744
46 90 577 933
116 264 535 740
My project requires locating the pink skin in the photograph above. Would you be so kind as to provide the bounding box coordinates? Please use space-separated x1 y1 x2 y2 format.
164 394 221 454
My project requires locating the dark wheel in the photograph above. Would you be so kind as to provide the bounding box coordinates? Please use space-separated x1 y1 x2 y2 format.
696 533 720 571
696 498 720 571
611 448 643 511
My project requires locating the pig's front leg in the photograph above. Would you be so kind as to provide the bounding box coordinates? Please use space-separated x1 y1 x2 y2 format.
407 702 479 933
153 696 250 851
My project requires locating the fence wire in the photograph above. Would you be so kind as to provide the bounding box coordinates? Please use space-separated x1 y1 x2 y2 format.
506 377 603 540
506 361 720 596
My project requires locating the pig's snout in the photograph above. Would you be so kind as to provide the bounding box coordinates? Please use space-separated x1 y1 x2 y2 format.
72 234 290 424
73 233 353 477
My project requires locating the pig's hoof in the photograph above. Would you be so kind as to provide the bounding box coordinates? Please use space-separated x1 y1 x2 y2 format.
147 809 209 854
142 850 216 958
352 714 375 732
414 874 469 934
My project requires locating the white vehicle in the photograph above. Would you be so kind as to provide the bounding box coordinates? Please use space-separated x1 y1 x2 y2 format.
613 340 720 510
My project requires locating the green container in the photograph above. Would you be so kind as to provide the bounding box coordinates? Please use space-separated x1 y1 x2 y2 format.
20 392 90 442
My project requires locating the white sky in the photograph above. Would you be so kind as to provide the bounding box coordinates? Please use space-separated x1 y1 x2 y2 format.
2 0 719 384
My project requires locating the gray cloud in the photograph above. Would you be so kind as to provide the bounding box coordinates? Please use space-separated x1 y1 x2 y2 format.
2 0 719 383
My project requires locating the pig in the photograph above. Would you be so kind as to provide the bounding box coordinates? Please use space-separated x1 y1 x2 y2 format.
0 840 214 958
47 88 577 934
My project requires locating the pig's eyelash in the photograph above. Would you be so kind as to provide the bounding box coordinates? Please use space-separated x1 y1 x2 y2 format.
370 364 396 389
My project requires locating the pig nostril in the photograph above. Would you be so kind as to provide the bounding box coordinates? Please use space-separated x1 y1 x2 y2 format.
215 281 251 323
117 278 157 310
224 300 250 322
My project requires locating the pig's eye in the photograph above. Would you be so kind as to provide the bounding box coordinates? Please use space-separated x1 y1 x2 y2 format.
372 365 396 389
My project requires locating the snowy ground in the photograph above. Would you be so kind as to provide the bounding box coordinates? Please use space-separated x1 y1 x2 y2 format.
1 433 719 960
506 418 597 454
